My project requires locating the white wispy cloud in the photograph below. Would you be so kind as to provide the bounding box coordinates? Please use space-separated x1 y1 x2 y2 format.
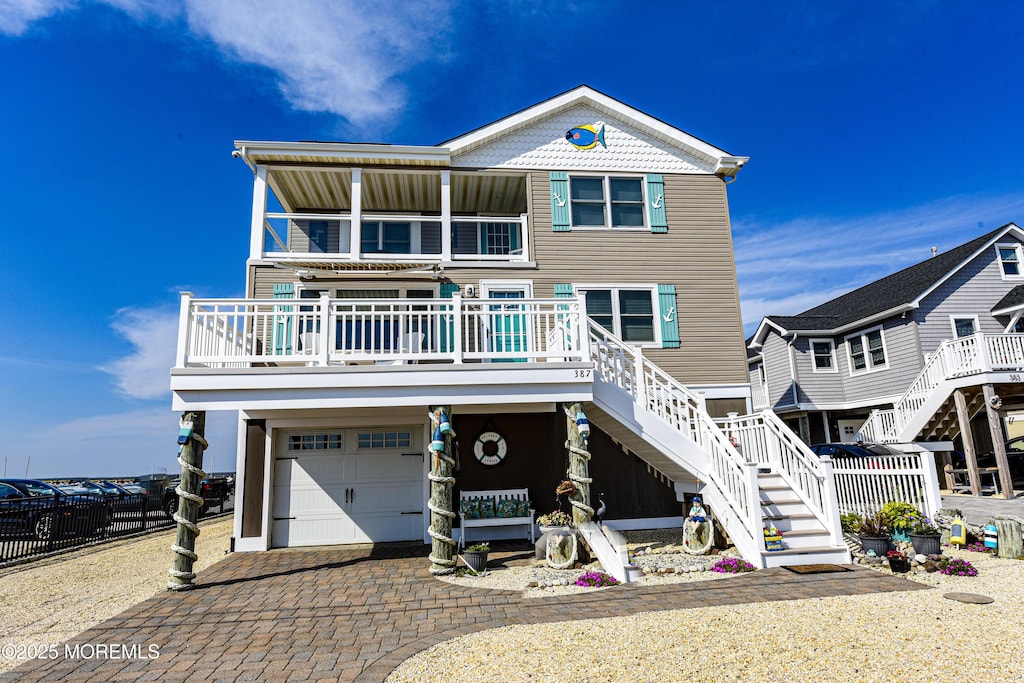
99 306 178 400
735 191 1024 333
1 0 453 128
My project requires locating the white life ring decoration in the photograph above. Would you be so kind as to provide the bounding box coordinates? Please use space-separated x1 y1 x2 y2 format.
474 431 507 467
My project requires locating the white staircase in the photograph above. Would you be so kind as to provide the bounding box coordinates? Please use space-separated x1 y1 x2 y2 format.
855 333 1024 443
586 322 849 568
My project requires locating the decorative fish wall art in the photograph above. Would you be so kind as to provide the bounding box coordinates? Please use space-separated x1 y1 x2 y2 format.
565 124 606 150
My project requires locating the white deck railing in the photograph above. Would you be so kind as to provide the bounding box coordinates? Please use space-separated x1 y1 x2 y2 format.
854 332 1024 442
175 292 586 367
588 322 762 551
717 411 843 546
261 212 530 263
751 377 769 411
831 454 942 519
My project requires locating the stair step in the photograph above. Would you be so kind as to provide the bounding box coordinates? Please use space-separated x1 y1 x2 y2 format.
762 544 847 556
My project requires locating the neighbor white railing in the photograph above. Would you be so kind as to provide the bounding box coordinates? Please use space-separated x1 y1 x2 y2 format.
718 410 843 547
751 376 769 411
831 453 942 520
175 292 586 367
588 322 762 555
853 332 1024 442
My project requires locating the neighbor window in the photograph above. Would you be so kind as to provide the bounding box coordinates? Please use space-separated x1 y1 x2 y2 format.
951 317 978 338
997 244 1023 277
570 176 645 228
846 328 887 373
584 287 656 342
361 222 411 254
810 339 837 372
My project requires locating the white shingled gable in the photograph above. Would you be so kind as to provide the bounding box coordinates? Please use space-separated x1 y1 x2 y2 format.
445 85 746 176
451 104 716 173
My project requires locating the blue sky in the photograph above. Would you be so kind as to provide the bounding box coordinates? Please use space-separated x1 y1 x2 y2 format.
2 1 1024 478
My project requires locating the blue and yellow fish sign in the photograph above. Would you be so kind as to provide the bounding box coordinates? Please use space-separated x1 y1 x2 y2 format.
565 124 606 150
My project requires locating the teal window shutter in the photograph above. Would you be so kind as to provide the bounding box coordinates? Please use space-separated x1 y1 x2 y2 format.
553 283 574 298
439 283 459 352
646 174 667 233
550 172 570 232
272 283 294 355
553 284 575 350
657 284 680 348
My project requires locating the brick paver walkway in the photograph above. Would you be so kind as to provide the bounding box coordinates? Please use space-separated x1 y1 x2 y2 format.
2 544 927 682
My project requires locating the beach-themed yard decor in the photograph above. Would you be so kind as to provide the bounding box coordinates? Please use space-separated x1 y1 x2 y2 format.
563 402 593 526
682 495 713 555
473 429 507 467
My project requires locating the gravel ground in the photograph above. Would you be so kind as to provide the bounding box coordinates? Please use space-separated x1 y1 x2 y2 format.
395 537 1024 682
0 518 233 675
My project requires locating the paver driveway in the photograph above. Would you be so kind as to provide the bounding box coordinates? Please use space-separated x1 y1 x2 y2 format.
2 543 926 682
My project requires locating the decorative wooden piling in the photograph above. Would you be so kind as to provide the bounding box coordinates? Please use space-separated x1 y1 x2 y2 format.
427 406 457 575
167 411 208 591
564 402 593 525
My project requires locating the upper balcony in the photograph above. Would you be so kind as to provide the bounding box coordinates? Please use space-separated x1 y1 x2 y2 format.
170 292 594 411
237 142 532 272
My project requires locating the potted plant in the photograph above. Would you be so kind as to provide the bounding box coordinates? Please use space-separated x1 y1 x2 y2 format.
909 517 942 555
463 543 489 574
536 510 573 534
878 501 922 542
886 548 911 573
857 512 891 557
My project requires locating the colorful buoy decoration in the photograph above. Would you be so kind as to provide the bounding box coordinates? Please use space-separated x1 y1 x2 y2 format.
438 412 452 434
429 426 445 452
984 523 998 550
575 411 590 437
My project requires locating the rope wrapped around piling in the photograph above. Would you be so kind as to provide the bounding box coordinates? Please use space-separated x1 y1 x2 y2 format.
563 403 594 522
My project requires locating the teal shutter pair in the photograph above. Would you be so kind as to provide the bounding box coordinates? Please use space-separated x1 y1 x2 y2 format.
272 283 294 354
549 172 668 233
439 283 459 352
556 283 679 349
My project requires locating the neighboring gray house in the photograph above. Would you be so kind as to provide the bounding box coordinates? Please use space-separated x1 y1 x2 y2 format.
749 223 1024 497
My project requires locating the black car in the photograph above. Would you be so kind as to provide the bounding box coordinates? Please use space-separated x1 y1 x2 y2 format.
0 479 108 541
961 438 1024 483
810 443 904 458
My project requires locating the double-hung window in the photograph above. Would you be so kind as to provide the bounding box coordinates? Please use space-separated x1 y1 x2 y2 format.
584 287 656 343
361 222 411 254
846 327 887 374
997 243 1024 278
570 176 645 228
810 339 837 372
951 316 978 338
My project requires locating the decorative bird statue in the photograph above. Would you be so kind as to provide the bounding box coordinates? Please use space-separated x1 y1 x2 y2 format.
594 492 607 524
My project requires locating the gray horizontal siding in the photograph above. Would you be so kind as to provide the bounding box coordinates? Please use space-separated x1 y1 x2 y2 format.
839 317 921 402
789 337 846 405
761 332 797 408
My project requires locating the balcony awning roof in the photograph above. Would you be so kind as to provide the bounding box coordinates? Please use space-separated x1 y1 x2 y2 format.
272 259 439 275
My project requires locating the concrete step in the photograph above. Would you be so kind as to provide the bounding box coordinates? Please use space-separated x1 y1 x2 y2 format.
760 512 823 532
761 545 851 568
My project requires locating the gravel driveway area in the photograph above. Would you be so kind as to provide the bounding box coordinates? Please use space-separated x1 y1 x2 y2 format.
0 518 232 675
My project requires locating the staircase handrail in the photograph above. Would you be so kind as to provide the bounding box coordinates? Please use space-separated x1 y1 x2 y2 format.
719 410 843 547
588 321 760 547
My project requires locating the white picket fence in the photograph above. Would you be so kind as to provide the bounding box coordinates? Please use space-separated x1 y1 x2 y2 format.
831 453 942 519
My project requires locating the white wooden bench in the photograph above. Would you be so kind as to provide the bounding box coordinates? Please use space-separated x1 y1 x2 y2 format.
458 488 535 550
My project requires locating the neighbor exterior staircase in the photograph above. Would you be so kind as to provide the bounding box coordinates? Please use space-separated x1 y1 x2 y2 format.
854 332 1024 444
586 322 849 568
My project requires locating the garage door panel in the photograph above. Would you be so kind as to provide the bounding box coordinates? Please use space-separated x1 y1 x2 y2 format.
351 513 422 543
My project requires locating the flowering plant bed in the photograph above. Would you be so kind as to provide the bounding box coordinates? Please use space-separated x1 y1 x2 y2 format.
711 557 755 573
574 571 618 587
938 558 978 576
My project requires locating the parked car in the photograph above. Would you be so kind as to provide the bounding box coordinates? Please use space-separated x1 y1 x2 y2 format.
0 479 108 541
810 443 904 458
63 479 145 514
134 474 177 512
162 476 231 518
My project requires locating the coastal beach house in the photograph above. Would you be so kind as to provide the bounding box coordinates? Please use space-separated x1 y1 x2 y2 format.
170 86 851 567
748 224 1024 498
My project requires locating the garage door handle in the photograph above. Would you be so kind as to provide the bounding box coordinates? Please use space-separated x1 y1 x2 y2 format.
400 511 422 515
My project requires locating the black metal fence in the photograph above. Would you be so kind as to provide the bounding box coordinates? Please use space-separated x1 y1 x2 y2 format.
0 492 230 567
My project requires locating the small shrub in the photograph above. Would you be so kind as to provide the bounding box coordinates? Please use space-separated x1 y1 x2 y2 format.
879 501 922 532
911 517 941 535
841 513 863 533
938 557 978 576
858 512 890 536
574 571 619 587
711 557 755 574
465 543 489 553
537 510 573 526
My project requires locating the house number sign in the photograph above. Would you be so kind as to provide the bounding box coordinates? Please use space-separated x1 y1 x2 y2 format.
474 431 507 467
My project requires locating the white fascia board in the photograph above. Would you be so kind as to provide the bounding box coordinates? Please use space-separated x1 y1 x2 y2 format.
235 140 451 165
791 395 903 412
443 86 743 172
911 222 1024 307
750 318 789 347
685 383 753 400
831 305 916 335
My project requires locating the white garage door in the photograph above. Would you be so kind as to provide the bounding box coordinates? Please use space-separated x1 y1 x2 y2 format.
272 428 424 547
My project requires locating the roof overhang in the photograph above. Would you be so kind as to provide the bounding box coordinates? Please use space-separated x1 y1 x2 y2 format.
270 259 441 277
234 141 450 168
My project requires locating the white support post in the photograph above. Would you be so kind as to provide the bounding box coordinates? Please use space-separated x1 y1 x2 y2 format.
440 170 451 261
349 168 362 260
452 292 463 364
175 292 192 368
744 461 764 550
918 451 942 519
249 166 268 260
318 292 331 366
576 292 590 361
632 345 648 410
976 331 991 372
817 455 844 546
519 212 530 261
